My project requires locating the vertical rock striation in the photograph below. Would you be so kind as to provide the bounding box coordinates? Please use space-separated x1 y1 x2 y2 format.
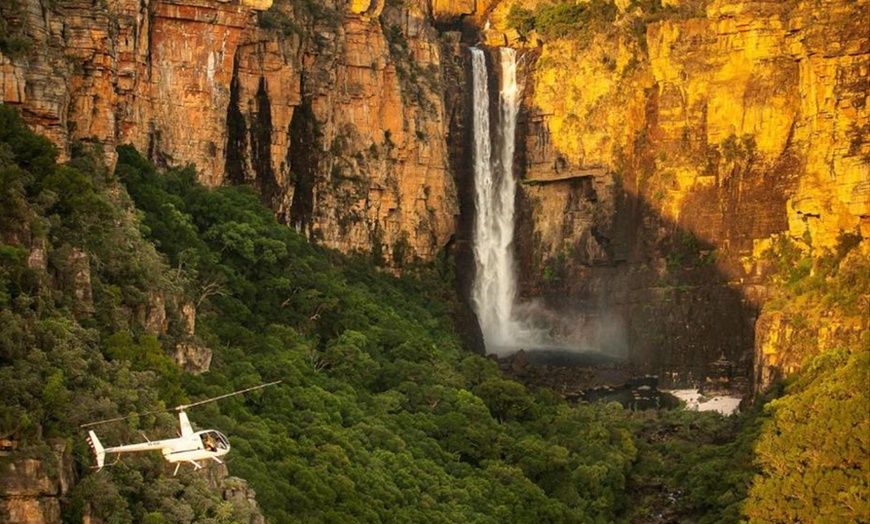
2 0 865 388
286 0 458 261
0 0 458 263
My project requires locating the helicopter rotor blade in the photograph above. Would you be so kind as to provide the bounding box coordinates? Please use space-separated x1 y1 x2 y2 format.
80 407 174 428
80 381 281 429
176 380 282 411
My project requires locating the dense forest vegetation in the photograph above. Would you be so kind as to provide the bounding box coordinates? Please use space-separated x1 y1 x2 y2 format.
0 106 867 522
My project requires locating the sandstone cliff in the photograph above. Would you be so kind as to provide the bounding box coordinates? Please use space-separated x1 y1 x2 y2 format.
481 0 868 389
0 440 73 524
0 0 458 264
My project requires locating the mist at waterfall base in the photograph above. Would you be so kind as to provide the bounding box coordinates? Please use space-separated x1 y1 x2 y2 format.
499 301 630 361
469 47 628 362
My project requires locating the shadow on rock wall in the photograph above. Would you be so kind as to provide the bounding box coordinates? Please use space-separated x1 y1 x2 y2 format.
446 45 810 394
507 82 799 394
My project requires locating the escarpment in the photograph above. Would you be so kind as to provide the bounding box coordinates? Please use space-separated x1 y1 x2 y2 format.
1 1 868 521
475 0 870 390
0 0 458 264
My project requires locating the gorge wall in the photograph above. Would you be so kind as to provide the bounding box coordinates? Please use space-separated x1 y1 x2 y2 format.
482 0 869 389
0 0 457 264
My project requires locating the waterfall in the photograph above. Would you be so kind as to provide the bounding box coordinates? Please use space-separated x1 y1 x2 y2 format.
469 49 627 357
471 47 522 353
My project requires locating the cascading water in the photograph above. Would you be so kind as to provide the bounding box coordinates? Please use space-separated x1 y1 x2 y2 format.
470 48 627 358
471 47 524 353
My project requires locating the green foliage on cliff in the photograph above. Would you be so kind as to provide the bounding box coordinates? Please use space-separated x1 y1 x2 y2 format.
762 233 869 365
383 22 439 115
258 0 341 36
747 346 869 523
506 0 617 41
0 3 32 59
642 233 870 524
505 0 709 49
0 105 250 521
743 235 870 523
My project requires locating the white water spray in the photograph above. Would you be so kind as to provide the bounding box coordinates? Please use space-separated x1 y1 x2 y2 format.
471 47 525 353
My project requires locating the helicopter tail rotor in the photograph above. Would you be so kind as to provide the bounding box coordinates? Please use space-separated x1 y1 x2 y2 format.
87 430 106 470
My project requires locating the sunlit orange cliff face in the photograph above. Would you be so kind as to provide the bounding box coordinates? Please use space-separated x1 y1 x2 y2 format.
481 0 868 389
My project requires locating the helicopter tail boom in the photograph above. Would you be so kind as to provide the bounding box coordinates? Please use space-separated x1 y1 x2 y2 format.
87 430 106 470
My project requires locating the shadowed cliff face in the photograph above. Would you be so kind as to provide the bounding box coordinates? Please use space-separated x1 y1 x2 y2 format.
513 173 759 391
287 93 320 236
445 44 755 389
0 440 73 524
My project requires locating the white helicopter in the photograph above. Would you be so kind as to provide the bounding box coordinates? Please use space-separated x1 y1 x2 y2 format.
82 381 280 475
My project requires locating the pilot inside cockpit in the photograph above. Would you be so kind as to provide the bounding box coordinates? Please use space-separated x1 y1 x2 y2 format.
202 433 217 451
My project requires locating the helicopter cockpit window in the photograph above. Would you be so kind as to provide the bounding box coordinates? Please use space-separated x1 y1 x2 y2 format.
201 431 229 452
214 432 229 450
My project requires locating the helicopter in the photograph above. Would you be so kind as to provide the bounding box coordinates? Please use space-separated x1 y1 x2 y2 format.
82 381 280 475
